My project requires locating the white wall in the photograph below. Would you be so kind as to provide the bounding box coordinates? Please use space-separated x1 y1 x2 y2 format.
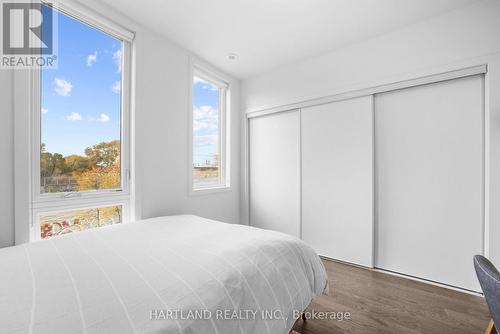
242 0 500 112
242 0 500 266
0 0 241 247
0 70 14 248
134 31 241 224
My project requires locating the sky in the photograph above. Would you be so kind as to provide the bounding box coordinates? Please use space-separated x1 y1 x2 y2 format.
193 78 220 165
41 8 122 157
42 6 220 165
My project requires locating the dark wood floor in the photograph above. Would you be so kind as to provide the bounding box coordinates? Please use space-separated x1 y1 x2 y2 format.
292 259 491 334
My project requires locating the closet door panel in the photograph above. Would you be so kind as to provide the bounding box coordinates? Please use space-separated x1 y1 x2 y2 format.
249 110 301 237
302 96 374 267
375 75 484 291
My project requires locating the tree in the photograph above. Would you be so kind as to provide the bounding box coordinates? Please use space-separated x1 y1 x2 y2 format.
84 140 120 168
99 158 121 189
40 150 68 178
65 155 91 174
40 140 121 192
74 152 120 191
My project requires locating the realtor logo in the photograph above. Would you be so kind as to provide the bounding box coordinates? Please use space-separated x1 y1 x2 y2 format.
1 1 57 68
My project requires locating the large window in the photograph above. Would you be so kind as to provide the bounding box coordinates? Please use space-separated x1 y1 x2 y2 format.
31 4 132 240
191 68 229 191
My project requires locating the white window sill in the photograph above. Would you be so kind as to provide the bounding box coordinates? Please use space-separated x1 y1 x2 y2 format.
189 186 232 196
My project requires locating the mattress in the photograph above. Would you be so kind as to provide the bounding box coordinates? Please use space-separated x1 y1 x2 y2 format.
0 215 327 334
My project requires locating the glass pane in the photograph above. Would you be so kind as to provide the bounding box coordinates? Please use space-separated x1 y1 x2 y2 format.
41 9 122 193
39 205 122 239
193 76 221 189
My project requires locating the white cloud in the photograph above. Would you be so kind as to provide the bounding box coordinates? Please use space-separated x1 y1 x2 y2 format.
193 76 218 91
111 81 121 94
193 120 208 132
54 78 72 96
194 76 206 84
96 113 110 123
194 135 218 147
112 49 122 73
86 51 97 67
66 112 82 121
41 108 48 114
193 105 218 132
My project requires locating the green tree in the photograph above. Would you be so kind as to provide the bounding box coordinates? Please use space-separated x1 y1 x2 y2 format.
40 144 69 178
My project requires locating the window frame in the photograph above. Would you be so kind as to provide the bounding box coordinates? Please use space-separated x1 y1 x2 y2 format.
25 2 134 242
189 61 231 195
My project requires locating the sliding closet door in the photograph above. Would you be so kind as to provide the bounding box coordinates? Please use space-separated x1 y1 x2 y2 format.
375 75 484 291
249 110 301 237
302 97 374 267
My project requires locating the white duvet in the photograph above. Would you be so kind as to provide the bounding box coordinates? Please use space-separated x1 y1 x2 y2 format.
0 215 327 334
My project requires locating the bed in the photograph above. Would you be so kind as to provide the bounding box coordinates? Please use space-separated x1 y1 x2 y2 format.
0 215 327 334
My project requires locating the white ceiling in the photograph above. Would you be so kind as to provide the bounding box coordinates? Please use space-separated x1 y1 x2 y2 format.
98 0 480 79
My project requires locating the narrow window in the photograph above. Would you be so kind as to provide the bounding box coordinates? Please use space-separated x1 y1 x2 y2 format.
192 69 229 191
